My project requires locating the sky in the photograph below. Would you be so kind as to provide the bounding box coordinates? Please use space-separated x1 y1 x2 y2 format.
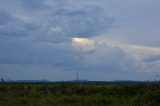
0 0 160 81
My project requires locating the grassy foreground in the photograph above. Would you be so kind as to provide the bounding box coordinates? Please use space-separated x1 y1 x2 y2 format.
0 82 160 106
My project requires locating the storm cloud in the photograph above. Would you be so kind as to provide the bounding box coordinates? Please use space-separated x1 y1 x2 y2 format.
0 0 160 81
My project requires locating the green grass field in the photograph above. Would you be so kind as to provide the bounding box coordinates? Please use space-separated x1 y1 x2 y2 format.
0 82 160 106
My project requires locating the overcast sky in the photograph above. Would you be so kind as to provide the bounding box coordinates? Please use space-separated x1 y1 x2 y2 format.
0 0 160 81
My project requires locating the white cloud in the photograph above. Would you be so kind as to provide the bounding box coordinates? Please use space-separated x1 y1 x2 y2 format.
71 37 95 52
121 45 160 60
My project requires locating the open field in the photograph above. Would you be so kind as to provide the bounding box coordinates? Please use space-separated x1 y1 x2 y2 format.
0 82 160 106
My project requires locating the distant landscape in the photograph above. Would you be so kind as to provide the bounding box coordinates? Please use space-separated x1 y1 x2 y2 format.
1 0 160 106
0 81 160 106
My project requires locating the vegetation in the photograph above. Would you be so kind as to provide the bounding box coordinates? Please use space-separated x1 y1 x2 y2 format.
0 82 160 106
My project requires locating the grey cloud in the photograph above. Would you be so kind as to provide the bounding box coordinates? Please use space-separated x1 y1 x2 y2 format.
0 41 83 65
0 10 11 25
0 10 38 36
0 38 137 73
0 0 114 38
21 0 48 11
81 44 137 72
143 55 160 62
1 0 157 80
0 0 152 73
51 6 113 37
0 0 115 69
